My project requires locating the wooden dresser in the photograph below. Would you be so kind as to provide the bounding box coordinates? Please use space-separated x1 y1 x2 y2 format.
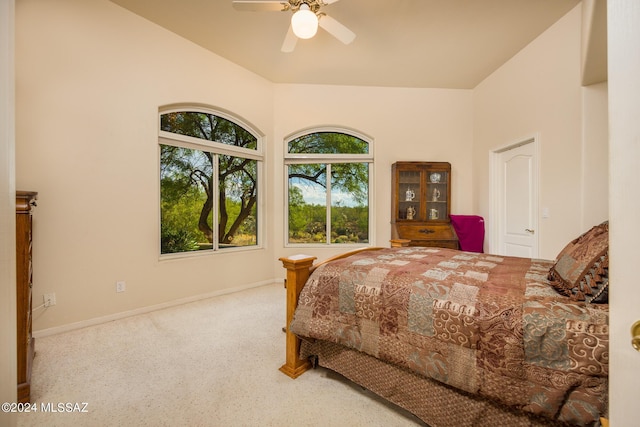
16 190 37 403
391 162 458 249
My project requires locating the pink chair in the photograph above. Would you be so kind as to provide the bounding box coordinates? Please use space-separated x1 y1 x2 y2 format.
450 215 485 253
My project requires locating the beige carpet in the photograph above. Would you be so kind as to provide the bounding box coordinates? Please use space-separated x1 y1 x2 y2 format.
17 283 424 426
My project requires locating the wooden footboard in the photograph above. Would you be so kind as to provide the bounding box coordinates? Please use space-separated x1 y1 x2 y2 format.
279 247 384 379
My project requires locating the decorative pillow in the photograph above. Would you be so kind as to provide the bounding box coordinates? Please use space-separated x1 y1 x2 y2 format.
548 221 609 303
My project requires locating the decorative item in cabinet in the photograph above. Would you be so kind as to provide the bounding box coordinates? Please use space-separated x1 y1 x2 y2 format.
16 190 37 403
391 162 458 249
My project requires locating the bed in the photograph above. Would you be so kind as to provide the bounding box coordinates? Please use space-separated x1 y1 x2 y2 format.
279 222 609 427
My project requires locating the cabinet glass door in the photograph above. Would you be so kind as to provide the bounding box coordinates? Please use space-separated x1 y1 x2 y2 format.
397 170 422 221
426 171 448 221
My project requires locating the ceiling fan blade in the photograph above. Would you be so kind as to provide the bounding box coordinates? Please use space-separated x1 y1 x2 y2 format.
318 14 356 45
281 24 298 53
232 0 288 12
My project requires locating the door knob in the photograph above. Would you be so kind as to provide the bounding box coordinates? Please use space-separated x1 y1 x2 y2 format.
632 320 640 352
525 229 535 234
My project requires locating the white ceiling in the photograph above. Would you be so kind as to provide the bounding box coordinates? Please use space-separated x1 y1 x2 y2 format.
109 0 581 89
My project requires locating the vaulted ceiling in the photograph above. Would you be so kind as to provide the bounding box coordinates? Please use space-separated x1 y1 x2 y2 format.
109 0 581 89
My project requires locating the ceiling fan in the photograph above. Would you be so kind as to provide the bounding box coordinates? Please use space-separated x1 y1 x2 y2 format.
232 0 356 52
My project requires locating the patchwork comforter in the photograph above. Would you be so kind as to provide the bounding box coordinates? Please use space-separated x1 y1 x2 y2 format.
290 247 608 426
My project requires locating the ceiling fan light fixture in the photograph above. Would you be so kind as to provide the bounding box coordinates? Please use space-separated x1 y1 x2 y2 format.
291 3 318 39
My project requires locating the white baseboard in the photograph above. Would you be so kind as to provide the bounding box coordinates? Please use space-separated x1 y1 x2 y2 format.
33 279 283 339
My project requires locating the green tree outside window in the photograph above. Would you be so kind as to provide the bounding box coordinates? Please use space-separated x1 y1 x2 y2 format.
286 131 372 245
160 110 260 254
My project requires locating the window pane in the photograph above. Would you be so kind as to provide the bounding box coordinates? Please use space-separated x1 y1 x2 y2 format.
288 164 327 243
288 132 368 154
219 155 258 248
331 163 369 244
161 112 257 150
160 145 214 254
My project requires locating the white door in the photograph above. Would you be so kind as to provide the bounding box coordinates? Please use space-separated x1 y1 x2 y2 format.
494 139 538 258
608 0 640 423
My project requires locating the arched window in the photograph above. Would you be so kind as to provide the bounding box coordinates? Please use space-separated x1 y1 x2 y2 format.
159 107 263 255
285 129 374 245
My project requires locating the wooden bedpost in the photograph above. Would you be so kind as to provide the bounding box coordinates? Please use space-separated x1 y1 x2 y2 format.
278 247 383 379
279 254 316 379
390 239 411 247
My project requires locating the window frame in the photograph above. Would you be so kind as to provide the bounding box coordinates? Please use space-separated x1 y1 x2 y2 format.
284 126 375 247
158 105 264 258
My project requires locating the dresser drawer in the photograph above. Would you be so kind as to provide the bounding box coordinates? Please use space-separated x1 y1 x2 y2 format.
394 223 459 249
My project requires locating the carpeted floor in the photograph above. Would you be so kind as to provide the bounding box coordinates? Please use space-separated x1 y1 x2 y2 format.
17 283 424 426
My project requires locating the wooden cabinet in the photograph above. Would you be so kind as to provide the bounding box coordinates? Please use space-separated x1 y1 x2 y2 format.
391 162 458 249
16 190 37 403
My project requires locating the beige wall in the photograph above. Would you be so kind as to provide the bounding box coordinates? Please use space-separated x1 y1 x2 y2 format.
16 0 276 332
16 0 476 332
273 84 474 263
14 0 606 335
581 81 609 227
473 5 608 259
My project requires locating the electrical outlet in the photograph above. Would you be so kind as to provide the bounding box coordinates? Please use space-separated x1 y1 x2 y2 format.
44 293 56 307
116 281 126 293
